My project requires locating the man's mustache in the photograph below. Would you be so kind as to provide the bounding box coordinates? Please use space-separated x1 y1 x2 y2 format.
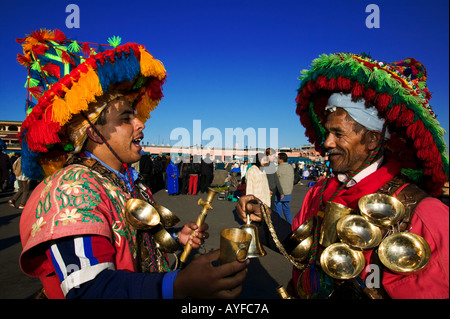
325 149 342 156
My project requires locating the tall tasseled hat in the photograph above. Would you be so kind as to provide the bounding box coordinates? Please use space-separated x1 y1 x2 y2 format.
295 53 448 197
16 29 166 180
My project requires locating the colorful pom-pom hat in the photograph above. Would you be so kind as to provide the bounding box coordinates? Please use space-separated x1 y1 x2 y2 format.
16 29 166 180
295 52 448 197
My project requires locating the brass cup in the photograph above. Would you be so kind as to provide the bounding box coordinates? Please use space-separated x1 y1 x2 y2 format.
289 235 313 262
205 187 219 203
125 198 161 230
292 217 315 242
152 224 180 253
319 202 353 247
378 232 431 274
320 243 365 280
337 215 382 250
359 194 405 227
219 228 252 265
152 202 180 228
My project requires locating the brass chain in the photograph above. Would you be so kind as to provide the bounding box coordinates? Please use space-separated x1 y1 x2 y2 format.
260 203 308 271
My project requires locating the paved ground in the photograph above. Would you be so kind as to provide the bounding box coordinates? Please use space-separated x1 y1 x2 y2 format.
0 182 311 299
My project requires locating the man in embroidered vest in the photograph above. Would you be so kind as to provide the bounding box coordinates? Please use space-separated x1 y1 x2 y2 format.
237 53 448 299
18 29 248 299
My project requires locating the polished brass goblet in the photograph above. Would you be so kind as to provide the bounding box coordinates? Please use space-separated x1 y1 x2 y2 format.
289 235 313 262
152 224 181 253
378 232 431 274
292 216 314 242
125 198 161 230
320 243 365 280
358 194 405 227
337 214 382 250
152 202 180 228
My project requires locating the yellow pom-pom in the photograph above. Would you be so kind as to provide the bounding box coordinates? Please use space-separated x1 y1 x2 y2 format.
52 96 71 125
139 47 166 80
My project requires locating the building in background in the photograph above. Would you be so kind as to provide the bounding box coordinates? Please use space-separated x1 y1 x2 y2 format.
0 120 325 163
0 120 22 154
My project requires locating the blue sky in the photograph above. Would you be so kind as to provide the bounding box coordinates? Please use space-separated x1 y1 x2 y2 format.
1 0 448 151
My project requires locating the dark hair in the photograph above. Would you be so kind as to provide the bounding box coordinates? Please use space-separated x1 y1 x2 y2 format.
278 152 288 162
94 92 124 126
265 148 275 156
254 152 265 167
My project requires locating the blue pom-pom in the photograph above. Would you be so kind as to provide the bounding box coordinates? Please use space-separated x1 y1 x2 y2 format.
20 137 44 180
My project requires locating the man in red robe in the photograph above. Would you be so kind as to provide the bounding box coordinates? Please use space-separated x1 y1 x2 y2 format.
237 53 449 299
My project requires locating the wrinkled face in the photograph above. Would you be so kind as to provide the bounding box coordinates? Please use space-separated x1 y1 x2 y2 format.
96 97 145 167
323 110 371 176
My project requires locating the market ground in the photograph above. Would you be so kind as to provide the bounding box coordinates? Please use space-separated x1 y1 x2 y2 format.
0 181 312 299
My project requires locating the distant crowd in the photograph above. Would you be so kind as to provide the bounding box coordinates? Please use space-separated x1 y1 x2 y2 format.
132 149 330 223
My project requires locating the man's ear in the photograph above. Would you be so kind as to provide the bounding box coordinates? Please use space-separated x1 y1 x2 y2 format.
86 126 104 144
366 131 382 151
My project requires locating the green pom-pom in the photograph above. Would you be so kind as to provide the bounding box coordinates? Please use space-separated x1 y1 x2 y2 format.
63 143 74 152
25 77 40 88
401 168 424 184
108 36 122 48
68 41 81 53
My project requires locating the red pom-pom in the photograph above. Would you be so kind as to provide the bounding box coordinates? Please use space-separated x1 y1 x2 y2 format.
42 63 61 78
351 82 365 99
375 93 392 113
306 80 318 95
28 86 44 99
364 88 377 104
337 76 352 91
32 44 48 56
315 75 329 90
53 29 66 42
17 53 31 67
327 77 337 90
81 42 91 56
395 105 414 127
61 51 76 66
386 104 402 122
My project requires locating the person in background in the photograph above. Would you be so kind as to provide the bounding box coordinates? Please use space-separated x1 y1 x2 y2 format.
245 153 271 207
9 155 32 209
188 155 200 195
274 152 294 223
263 148 284 210
0 139 11 192
139 153 153 189
166 158 179 195
178 154 191 195
199 153 214 193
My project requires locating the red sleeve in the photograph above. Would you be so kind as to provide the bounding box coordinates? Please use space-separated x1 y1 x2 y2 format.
383 197 449 299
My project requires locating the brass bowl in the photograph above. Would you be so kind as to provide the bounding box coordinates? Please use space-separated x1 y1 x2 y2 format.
337 215 382 250
378 232 431 274
152 202 180 228
289 235 313 262
153 224 180 253
292 217 314 242
125 198 160 230
320 243 365 280
358 194 405 227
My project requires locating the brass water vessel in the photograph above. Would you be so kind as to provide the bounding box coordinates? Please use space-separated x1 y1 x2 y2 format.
378 232 431 274
125 198 161 230
320 243 365 280
319 201 353 247
358 194 405 227
337 214 382 250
